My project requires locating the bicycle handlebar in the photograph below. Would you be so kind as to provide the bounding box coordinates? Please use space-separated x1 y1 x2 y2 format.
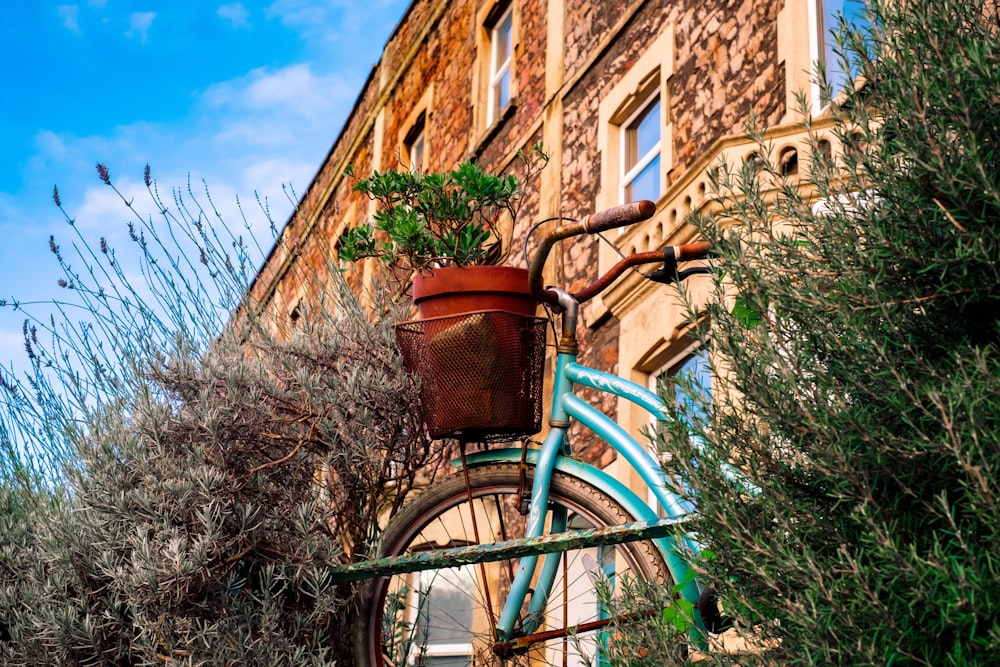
528 201 658 305
528 200 712 305
582 200 657 234
573 242 710 302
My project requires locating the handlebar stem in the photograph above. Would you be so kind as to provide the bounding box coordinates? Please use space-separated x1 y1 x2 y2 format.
548 287 580 354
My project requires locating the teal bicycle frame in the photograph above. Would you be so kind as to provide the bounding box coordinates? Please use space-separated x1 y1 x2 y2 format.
461 287 706 648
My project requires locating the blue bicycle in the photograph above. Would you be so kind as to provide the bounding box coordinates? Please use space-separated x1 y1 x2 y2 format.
354 201 717 667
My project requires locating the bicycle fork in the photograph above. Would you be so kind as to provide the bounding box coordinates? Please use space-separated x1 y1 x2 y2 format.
494 423 570 645
490 295 706 653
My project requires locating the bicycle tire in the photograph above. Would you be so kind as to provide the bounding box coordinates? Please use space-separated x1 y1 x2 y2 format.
353 462 671 667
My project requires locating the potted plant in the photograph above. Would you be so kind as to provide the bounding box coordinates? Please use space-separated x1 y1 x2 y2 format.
337 149 548 442
338 147 546 318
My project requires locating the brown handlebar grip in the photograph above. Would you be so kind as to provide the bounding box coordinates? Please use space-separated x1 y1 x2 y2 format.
675 241 712 261
582 200 656 234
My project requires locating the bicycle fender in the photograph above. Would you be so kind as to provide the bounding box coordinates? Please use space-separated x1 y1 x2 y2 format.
455 448 660 524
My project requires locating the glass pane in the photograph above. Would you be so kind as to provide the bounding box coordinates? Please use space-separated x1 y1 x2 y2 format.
632 98 660 161
417 567 476 645
408 132 424 173
494 11 512 65
624 154 660 203
496 70 510 111
674 353 711 420
820 0 868 99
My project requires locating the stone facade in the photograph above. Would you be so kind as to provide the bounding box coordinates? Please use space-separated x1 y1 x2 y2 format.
248 0 836 469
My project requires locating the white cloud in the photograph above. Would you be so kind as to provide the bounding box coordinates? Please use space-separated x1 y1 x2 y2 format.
265 0 327 28
210 119 299 149
58 5 81 34
241 157 314 202
125 12 156 43
34 130 70 162
68 178 145 234
264 0 390 46
203 64 353 117
217 3 250 28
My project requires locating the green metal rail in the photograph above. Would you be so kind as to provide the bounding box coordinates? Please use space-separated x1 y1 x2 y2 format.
330 517 688 582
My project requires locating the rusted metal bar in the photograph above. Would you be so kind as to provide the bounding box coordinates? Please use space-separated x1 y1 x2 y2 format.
501 609 659 654
572 249 667 303
330 516 686 582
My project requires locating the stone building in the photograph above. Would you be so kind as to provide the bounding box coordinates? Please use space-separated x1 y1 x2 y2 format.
247 0 855 662
250 0 848 466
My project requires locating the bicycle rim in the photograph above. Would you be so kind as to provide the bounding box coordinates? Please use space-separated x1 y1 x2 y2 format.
355 462 671 667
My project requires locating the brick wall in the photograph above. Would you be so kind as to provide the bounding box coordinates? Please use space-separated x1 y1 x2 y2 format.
672 0 785 172
249 0 790 460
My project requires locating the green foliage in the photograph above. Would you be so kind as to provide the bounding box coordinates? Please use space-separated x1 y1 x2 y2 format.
0 167 438 664
338 145 547 274
660 0 1000 663
577 576 692 667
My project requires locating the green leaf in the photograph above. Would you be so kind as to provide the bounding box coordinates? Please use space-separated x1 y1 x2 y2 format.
731 293 763 329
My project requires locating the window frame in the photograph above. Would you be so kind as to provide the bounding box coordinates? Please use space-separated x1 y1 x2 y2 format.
403 111 426 173
396 86 433 173
474 1 517 135
619 90 663 205
597 27 673 213
594 27 674 323
808 0 868 113
487 4 514 126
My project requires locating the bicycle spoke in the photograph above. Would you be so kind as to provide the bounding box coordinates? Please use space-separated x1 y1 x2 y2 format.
357 463 670 667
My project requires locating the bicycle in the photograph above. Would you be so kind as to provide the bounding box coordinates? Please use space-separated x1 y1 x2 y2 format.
353 200 716 667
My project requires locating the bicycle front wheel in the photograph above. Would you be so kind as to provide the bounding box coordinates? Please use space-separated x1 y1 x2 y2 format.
354 462 671 667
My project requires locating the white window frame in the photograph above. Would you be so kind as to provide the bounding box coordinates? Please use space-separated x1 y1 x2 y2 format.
808 0 830 112
808 0 867 113
596 27 673 216
397 87 433 174
619 91 662 205
487 5 513 125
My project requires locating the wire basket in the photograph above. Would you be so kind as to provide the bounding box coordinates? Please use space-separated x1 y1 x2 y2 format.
395 311 547 443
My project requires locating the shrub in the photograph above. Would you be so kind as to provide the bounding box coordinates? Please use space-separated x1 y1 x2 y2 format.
663 0 1000 663
0 167 437 664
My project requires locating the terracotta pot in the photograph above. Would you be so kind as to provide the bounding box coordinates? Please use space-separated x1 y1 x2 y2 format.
412 265 537 318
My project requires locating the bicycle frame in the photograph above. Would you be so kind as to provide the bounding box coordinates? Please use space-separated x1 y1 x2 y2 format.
462 293 707 647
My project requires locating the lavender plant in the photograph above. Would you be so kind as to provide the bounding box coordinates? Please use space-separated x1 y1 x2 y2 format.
0 165 436 664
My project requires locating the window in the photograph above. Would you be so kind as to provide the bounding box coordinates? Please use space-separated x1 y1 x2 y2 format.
811 0 868 108
404 112 426 173
597 28 673 212
594 27 674 321
779 146 799 177
487 5 513 125
289 299 305 325
473 2 517 135
397 87 432 173
621 93 662 204
410 567 476 665
648 345 711 511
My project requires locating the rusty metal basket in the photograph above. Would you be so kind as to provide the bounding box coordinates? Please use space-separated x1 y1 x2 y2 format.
394 310 548 442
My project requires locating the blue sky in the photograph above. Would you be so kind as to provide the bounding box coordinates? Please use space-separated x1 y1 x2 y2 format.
0 0 409 373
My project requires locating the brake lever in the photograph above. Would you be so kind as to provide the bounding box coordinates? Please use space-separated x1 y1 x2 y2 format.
647 264 710 284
